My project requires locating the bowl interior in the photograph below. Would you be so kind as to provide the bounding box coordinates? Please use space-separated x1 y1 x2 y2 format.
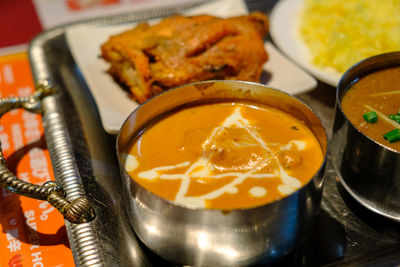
117 80 328 211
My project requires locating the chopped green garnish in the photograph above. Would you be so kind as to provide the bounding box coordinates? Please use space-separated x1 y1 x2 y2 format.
383 129 400 143
363 111 378 123
389 114 400 124
364 105 400 128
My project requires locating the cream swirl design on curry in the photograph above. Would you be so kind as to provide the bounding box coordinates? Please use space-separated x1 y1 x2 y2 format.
125 103 324 209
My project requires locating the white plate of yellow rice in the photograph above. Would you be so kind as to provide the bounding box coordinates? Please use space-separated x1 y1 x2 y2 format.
270 0 400 87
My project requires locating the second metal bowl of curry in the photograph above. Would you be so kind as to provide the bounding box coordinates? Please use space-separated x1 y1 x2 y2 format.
116 80 328 266
331 52 400 222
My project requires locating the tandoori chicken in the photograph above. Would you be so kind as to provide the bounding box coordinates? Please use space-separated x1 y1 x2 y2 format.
101 12 269 103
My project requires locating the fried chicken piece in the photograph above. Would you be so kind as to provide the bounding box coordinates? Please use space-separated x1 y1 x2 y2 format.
101 12 269 103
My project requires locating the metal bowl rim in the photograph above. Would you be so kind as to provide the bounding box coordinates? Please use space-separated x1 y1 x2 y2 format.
336 51 400 155
117 79 328 212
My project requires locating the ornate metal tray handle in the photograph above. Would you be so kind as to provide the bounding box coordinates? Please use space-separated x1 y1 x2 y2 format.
0 81 94 223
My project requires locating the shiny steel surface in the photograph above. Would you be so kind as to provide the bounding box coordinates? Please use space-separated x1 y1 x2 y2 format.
331 52 400 222
0 82 94 224
117 80 328 266
41 95 102 266
27 1 400 266
28 2 208 266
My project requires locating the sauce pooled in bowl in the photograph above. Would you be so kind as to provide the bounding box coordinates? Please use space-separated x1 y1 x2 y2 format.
125 102 324 209
341 66 400 152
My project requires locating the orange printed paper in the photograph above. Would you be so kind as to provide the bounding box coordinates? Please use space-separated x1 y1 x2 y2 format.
66 0 120 11
0 52 75 267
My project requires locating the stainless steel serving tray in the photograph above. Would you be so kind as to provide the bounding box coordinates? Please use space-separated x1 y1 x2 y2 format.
28 1 400 266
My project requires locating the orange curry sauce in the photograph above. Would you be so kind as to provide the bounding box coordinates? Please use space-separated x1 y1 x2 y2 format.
341 66 400 152
125 102 324 209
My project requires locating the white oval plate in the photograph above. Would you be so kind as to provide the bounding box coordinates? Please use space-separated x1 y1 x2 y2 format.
66 0 317 134
269 0 342 87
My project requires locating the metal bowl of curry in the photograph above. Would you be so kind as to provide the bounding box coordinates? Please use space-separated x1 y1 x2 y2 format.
331 52 400 222
116 80 328 266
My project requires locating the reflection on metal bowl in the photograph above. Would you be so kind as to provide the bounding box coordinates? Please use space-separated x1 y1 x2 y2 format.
116 80 327 266
332 52 400 222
